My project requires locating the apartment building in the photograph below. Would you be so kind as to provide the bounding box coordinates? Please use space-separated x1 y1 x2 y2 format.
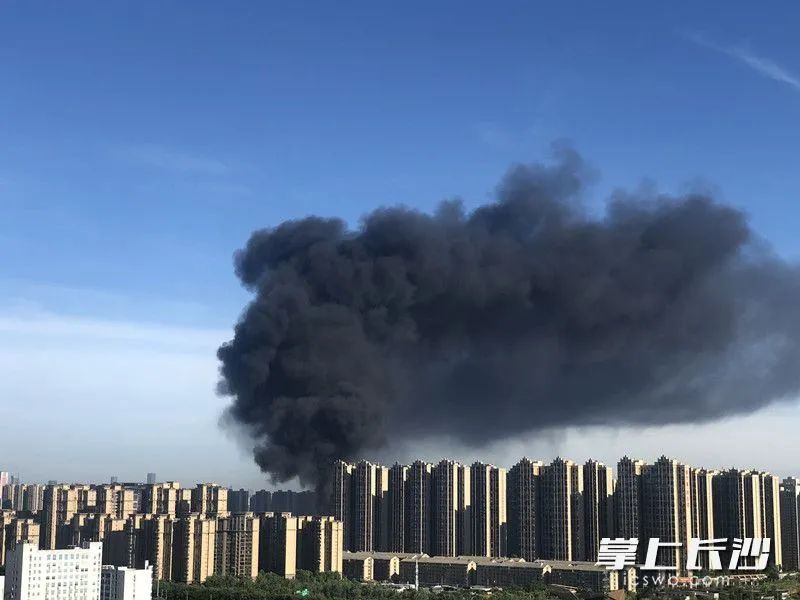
539 458 582 561
507 458 542 561
171 514 217 583
583 460 613 562
215 512 260 578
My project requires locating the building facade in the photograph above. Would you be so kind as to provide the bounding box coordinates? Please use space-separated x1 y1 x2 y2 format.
4 542 102 600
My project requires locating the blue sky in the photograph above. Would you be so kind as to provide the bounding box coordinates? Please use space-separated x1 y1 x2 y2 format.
2 2 800 488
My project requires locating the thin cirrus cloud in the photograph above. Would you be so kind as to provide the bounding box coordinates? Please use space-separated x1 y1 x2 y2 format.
687 31 800 94
117 143 232 175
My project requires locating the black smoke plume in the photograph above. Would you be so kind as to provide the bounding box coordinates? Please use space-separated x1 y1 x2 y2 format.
218 148 800 487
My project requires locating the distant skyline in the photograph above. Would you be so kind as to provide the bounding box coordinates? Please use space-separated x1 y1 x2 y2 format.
2 2 800 489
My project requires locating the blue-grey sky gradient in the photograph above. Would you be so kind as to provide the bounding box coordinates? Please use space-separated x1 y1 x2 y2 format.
1 1 799 488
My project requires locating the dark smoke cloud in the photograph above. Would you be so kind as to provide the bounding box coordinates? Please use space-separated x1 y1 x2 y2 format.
218 148 800 486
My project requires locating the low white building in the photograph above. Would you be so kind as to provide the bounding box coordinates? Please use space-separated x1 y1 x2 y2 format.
100 565 152 600
4 541 103 600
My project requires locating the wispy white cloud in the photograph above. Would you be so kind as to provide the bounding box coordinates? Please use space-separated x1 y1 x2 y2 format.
687 32 800 94
117 144 231 175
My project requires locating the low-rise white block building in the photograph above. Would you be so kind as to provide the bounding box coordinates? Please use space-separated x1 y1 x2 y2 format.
100 565 153 600
4 541 103 600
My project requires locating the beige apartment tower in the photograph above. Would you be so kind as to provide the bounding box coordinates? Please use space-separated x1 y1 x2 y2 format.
191 484 229 517
350 460 386 552
507 458 542 561
405 460 433 554
583 460 614 562
759 472 783 567
259 512 298 578
95 485 136 519
142 482 182 516
640 456 688 573
137 514 174 580
470 462 507 558
431 460 462 557
713 469 762 540
0 516 40 566
331 460 353 551
386 463 408 552
615 457 645 540
297 515 344 574
172 514 217 583
539 458 583 561
457 463 472 556
215 512 260 578
41 484 79 549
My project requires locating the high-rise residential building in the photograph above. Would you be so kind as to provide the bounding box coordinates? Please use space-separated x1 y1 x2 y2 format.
507 458 542 561
268 490 317 515
470 462 507 558
386 463 407 553
141 482 182 516
250 490 272 513
676 463 695 568
191 484 229 517
457 463 472 556
75 484 97 513
713 469 763 541
41 484 79 549
682 467 717 569
692 469 716 540
259 512 298 578
171 514 217 583
176 488 193 517
137 515 174 581
66 513 133 568
0 510 14 566
471 462 492 557
640 456 690 573
332 460 353 550
374 466 390 551
2 484 23 511
100 564 153 600
296 516 344 574
539 458 582 561
615 457 645 541
256 512 344 579
4 542 102 600
583 460 613 562
431 460 461 557
405 460 433 554
780 477 800 570
96 485 136 519
22 484 44 513
714 468 770 569
350 461 378 552
215 512 260 578
759 472 783 567
146 473 157 485
228 489 252 513
2 518 40 562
